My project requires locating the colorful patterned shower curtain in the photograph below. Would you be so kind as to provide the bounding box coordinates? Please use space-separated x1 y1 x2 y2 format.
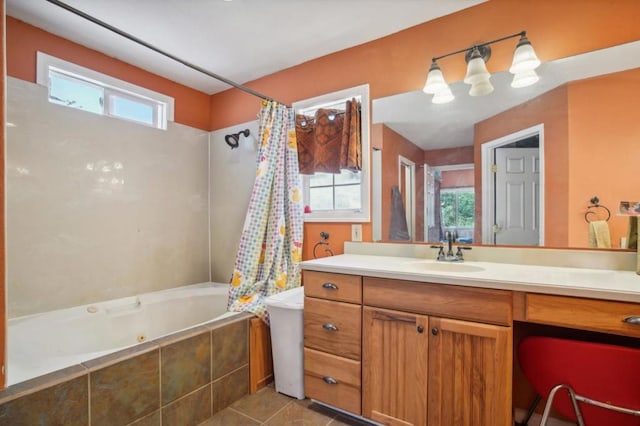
227 101 304 322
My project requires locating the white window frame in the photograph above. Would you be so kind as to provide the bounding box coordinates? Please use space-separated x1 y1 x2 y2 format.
36 52 174 129
292 84 370 222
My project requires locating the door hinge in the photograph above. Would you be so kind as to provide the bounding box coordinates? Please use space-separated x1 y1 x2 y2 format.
491 164 498 173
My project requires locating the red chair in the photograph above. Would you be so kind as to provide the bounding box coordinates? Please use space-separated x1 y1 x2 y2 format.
518 336 640 425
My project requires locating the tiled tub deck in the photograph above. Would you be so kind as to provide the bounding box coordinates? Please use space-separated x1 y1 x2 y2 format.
0 313 253 425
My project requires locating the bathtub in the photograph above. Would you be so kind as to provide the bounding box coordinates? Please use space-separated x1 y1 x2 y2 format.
7 282 238 386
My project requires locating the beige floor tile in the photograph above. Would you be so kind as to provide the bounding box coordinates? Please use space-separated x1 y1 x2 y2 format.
265 399 336 425
201 407 261 425
230 386 293 422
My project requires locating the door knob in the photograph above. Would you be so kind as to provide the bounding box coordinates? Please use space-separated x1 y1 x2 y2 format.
431 327 439 336
417 325 424 333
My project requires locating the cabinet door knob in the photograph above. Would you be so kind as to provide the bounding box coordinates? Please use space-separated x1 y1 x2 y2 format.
322 323 339 331
323 376 338 385
417 325 424 333
322 282 339 290
624 316 640 325
431 327 439 336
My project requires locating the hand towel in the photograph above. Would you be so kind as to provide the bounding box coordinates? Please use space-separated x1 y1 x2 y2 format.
588 220 611 248
626 215 638 250
389 186 410 241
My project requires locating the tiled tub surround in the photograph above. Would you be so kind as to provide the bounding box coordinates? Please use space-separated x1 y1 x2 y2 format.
0 313 252 426
8 283 235 385
7 77 210 318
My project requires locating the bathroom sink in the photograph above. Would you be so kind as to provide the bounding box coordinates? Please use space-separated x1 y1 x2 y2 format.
403 261 485 273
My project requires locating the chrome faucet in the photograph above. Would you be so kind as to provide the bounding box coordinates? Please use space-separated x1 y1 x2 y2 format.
445 231 455 258
430 231 471 262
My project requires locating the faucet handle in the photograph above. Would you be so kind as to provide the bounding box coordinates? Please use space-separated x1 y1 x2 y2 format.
430 245 445 261
455 246 472 260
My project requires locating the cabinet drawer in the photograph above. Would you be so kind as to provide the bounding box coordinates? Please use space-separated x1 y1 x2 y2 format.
304 347 361 415
304 297 362 359
363 277 512 326
303 271 362 303
526 293 640 338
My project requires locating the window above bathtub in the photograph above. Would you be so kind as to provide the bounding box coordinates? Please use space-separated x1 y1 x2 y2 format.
36 52 174 130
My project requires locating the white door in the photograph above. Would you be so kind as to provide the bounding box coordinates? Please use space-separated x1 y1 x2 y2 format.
494 147 539 245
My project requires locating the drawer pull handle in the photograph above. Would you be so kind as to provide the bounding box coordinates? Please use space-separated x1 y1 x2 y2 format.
322 323 339 332
623 316 640 325
323 376 338 385
322 282 339 290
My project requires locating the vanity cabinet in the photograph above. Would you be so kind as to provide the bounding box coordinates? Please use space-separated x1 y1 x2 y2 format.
363 306 429 426
362 277 513 426
303 271 363 414
302 271 514 424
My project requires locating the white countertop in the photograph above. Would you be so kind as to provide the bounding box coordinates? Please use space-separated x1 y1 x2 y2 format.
302 254 640 303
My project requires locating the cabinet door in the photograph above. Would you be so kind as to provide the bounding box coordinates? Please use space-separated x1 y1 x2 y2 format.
363 307 428 426
428 317 512 426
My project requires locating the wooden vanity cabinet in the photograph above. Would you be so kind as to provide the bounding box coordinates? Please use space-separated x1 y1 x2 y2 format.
363 307 429 426
303 271 363 414
362 277 513 426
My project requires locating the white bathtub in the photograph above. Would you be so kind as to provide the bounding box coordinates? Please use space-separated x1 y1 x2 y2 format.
7 282 237 386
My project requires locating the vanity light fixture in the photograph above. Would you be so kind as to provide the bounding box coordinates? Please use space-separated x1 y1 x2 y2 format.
423 31 541 103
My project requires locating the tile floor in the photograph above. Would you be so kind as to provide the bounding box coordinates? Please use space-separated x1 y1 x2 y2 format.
200 385 575 426
199 385 372 426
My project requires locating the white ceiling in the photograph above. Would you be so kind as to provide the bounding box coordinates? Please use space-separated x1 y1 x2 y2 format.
7 0 485 95
373 41 640 150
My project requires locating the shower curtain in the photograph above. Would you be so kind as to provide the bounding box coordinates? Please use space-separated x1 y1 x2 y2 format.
227 101 304 322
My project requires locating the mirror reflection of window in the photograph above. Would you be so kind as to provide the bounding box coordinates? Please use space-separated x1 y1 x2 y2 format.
440 187 475 243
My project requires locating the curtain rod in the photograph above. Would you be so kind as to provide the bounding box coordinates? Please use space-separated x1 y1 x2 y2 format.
45 0 289 107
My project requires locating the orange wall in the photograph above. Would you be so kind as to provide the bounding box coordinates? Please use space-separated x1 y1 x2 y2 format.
441 169 474 188
567 68 640 248
474 85 569 247
7 17 212 130
206 0 640 254
209 0 640 131
425 147 474 166
374 124 426 241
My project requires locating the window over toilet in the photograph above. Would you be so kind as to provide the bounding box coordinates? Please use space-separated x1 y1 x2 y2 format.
292 84 370 222
37 52 174 130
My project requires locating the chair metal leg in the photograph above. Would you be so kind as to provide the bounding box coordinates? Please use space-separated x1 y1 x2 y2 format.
540 384 585 426
515 394 541 426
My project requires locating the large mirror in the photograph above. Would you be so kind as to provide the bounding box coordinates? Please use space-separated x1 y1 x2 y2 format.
372 40 640 249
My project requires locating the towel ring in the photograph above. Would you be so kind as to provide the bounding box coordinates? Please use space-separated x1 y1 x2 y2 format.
585 196 611 223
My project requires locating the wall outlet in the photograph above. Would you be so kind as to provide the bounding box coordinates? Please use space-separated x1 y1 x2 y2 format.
351 224 363 242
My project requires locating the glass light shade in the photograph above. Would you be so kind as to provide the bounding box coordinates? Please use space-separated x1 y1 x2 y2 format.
469 78 494 96
432 86 454 104
423 62 449 94
464 55 490 84
509 37 541 74
511 69 540 88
